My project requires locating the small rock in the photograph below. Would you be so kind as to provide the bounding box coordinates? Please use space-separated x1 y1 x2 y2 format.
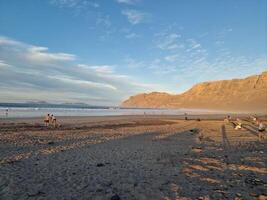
47 141 54 145
236 193 241 197
96 188 103 193
97 163 105 167
197 196 209 200
111 194 121 200
250 192 258 197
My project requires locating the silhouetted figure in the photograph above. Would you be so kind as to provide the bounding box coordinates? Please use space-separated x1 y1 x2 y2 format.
184 113 188 120
5 108 8 117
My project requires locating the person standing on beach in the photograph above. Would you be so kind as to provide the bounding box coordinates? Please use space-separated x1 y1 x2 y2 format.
184 113 188 120
49 114 53 126
5 108 8 117
44 114 50 127
52 115 57 127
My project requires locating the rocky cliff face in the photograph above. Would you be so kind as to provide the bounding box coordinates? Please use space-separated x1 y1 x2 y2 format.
122 71 267 112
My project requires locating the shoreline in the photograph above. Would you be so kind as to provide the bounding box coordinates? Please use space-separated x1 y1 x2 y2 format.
1 112 267 120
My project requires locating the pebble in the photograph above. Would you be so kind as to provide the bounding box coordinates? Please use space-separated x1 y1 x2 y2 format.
111 194 121 200
250 192 258 197
236 193 241 197
47 141 54 145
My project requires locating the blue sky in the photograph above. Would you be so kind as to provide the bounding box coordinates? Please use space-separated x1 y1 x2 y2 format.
0 0 266 105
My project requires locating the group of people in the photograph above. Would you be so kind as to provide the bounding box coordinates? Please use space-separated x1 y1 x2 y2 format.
44 114 57 127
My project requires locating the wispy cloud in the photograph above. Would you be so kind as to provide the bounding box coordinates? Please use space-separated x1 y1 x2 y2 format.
125 33 139 39
26 46 76 62
50 0 99 8
96 14 112 28
156 33 183 50
122 9 148 25
49 0 99 17
116 0 140 5
0 36 158 105
164 54 179 62
0 60 11 68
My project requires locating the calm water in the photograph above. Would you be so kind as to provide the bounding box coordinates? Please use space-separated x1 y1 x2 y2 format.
0 107 225 118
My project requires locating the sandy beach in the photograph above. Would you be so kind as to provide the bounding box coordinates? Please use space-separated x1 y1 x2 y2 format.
0 115 266 200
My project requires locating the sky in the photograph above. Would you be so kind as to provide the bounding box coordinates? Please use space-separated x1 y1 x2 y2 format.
0 0 266 105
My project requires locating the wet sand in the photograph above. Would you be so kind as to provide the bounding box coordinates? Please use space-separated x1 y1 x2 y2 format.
0 115 266 199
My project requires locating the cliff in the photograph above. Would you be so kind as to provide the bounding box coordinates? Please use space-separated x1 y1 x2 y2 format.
122 71 267 112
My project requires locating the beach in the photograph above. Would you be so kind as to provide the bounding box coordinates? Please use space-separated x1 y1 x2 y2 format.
0 115 266 200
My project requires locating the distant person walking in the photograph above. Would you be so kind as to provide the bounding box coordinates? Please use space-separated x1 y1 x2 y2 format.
184 113 188 120
5 108 8 118
49 114 53 125
44 114 50 127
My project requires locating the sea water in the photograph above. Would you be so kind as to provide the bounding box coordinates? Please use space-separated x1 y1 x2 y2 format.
0 106 225 118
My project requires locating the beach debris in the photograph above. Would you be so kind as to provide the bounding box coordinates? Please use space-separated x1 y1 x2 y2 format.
192 147 203 153
189 129 198 134
27 191 45 197
111 194 121 200
258 122 266 132
197 196 209 200
245 177 265 186
234 119 243 130
96 163 105 167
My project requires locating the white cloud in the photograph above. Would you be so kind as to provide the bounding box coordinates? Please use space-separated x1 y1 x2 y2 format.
49 75 117 90
125 33 139 39
50 0 99 8
0 36 76 62
0 36 22 46
0 60 11 68
122 9 148 25
187 39 201 50
26 46 76 62
123 57 145 68
96 14 112 28
156 33 183 50
116 0 139 5
164 54 179 62
78 64 114 73
0 36 158 105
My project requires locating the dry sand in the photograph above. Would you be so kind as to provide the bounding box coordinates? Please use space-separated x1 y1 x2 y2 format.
0 115 266 200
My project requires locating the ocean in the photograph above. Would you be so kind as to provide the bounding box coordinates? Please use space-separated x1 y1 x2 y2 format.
0 103 225 118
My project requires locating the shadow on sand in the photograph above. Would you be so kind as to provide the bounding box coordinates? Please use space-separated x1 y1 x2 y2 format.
0 122 266 200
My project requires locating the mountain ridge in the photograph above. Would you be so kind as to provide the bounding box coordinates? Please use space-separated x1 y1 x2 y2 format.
122 71 267 112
